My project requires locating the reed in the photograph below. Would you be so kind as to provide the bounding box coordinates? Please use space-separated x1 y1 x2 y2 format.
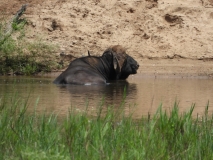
0 94 213 159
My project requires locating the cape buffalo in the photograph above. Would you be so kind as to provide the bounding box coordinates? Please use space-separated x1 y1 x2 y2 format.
53 45 139 85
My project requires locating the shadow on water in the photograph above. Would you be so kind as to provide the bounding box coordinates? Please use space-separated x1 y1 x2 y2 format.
58 81 137 106
55 80 138 112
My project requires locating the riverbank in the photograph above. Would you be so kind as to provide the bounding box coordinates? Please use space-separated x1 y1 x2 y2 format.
1 0 213 77
138 58 213 78
40 58 213 79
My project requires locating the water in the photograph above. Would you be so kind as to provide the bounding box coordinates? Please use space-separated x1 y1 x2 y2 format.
0 75 213 118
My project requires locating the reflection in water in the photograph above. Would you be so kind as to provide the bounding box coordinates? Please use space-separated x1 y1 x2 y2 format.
0 75 213 118
57 81 137 107
54 81 138 117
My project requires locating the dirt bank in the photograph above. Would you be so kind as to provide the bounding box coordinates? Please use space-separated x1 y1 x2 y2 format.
1 0 213 77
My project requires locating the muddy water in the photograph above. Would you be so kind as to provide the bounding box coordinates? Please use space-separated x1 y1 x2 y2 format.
0 75 213 118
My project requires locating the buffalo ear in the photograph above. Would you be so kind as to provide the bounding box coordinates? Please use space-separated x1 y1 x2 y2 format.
88 50 91 56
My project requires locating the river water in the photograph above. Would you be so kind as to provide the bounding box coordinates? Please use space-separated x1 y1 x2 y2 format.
0 75 213 118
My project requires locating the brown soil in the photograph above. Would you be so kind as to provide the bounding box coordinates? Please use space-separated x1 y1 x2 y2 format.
1 0 213 77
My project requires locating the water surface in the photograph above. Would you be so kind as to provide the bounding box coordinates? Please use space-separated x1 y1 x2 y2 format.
0 75 213 118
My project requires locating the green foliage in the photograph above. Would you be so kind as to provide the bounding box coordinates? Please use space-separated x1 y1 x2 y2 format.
0 18 59 75
0 94 69 159
12 20 27 31
0 93 213 159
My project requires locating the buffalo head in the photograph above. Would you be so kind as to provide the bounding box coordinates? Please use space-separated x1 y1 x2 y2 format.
103 45 139 80
53 45 139 85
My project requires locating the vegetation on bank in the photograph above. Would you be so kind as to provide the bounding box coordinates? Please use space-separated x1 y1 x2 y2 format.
0 93 213 160
0 10 60 75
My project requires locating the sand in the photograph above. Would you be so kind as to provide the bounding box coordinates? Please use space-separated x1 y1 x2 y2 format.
1 0 213 77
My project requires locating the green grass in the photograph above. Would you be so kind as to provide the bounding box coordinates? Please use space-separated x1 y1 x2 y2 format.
0 95 213 159
0 16 60 75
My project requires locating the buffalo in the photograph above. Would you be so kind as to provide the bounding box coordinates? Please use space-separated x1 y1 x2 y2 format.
53 45 139 85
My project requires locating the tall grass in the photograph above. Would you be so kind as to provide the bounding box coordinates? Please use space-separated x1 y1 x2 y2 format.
0 94 213 159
